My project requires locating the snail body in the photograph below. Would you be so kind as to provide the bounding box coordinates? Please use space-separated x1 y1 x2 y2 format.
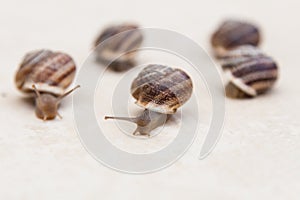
211 20 260 58
15 49 79 120
222 47 278 98
94 23 143 71
105 64 193 136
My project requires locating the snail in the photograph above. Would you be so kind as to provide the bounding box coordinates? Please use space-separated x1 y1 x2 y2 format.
220 45 264 71
211 20 260 58
222 47 279 98
15 49 80 120
105 64 193 136
94 23 143 72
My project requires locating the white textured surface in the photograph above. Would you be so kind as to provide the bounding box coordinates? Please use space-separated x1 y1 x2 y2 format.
1 0 300 199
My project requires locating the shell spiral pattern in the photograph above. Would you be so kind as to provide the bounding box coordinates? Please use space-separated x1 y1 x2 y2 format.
131 64 193 114
94 24 143 71
211 20 260 57
15 49 76 96
224 51 278 98
220 45 264 70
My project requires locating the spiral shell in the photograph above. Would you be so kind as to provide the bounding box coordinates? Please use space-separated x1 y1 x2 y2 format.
15 49 76 96
94 23 143 71
220 45 264 70
131 64 193 114
211 20 260 58
224 53 278 98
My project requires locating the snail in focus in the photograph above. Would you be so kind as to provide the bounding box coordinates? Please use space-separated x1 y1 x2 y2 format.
94 23 143 72
15 49 80 120
222 46 279 98
211 20 261 58
105 64 193 136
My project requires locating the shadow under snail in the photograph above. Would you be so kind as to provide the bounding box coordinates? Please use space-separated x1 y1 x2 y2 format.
221 46 279 98
105 64 193 136
94 23 143 72
15 49 80 120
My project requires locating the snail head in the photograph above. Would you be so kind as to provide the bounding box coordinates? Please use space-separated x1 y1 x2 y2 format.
32 85 80 120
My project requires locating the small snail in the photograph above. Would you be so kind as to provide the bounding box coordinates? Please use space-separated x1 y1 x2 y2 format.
223 47 279 98
220 45 264 71
15 49 80 120
211 20 261 58
105 64 193 136
94 23 143 72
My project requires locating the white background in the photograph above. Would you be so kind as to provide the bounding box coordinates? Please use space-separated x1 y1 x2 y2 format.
1 0 300 199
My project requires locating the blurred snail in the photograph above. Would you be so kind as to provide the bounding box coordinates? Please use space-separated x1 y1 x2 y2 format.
223 46 279 98
105 64 193 136
94 23 143 72
15 49 80 120
220 45 264 70
211 20 260 58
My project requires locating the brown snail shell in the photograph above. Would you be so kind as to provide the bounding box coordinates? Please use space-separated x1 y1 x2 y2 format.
15 49 79 120
220 45 264 71
224 51 278 98
94 23 143 72
131 64 193 114
211 20 261 58
105 64 193 136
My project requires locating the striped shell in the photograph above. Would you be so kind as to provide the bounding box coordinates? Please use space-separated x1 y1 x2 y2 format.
94 24 143 71
220 45 264 70
131 64 193 114
211 20 260 58
15 49 76 96
225 53 278 98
